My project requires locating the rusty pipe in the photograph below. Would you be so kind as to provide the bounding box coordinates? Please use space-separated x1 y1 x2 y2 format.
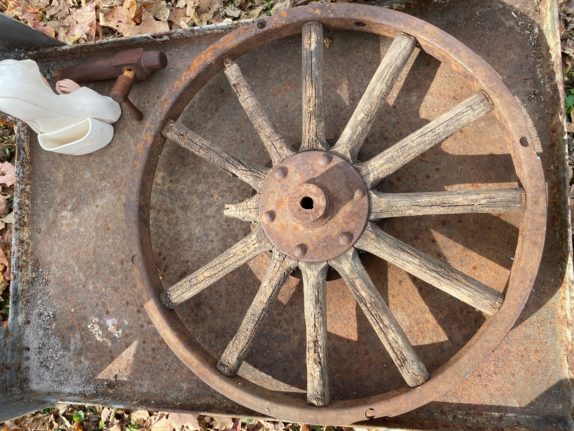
55 48 167 121
55 48 167 83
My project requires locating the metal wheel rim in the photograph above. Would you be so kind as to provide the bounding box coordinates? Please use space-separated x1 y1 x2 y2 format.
126 3 547 424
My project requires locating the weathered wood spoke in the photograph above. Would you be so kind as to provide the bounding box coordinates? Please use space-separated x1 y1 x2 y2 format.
359 92 493 188
163 120 268 191
301 22 327 152
224 60 295 164
332 33 417 161
356 223 503 315
224 194 260 222
369 188 525 219
161 227 271 308
217 251 298 376
300 261 330 406
330 249 429 387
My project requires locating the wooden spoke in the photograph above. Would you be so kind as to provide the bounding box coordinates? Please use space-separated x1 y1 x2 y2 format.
331 34 417 160
300 261 330 406
369 188 525 219
301 22 327 152
217 251 298 376
224 60 295 164
224 194 259 222
356 223 503 315
330 249 429 387
359 92 493 188
161 227 271 308
163 120 268 191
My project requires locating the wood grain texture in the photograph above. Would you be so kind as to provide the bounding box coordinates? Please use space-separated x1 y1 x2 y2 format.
359 92 493 187
369 188 525 219
161 228 271 308
300 261 330 406
224 194 260 222
356 223 503 315
332 34 417 160
330 249 429 387
163 120 268 191
301 22 327 152
224 60 295 164
217 251 298 376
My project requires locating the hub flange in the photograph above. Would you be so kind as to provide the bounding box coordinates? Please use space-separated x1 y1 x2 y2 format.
259 151 369 262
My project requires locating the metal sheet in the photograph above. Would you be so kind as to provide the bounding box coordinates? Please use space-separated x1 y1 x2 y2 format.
0 0 571 429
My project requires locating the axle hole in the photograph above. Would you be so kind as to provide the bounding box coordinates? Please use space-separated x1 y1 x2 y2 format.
257 20 266 29
520 136 529 147
300 196 314 210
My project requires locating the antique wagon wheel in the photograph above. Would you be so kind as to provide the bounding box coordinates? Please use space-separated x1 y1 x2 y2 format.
127 4 546 424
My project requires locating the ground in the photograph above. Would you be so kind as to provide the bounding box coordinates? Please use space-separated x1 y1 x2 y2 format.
2 405 325 431
0 0 572 429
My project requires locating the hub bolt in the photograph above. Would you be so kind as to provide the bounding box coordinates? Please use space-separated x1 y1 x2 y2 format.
338 231 354 246
318 153 332 166
293 244 308 258
262 210 275 223
354 188 366 200
274 166 288 179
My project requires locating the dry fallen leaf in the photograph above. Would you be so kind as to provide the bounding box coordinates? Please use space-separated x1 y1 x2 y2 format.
1 212 14 225
166 412 201 430
168 6 191 28
146 0 170 21
45 0 71 20
150 417 172 431
192 0 221 25
241 5 263 19
63 2 97 44
223 3 241 18
0 162 16 187
0 247 8 293
0 195 8 218
100 4 169 36
130 410 150 426
94 0 123 9
209 416 234 431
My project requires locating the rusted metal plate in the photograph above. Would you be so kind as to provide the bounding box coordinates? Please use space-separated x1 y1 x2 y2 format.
0 0 571 429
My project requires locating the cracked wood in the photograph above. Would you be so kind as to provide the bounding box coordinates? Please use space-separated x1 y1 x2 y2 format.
330 249 429 387
369 188 524 219
224 60 295 164
163 120 268 191
332 33 417 160
301 22 327 151
359 92 493 188
356 223 503 315
301 261 330 405
217 251 298 376
161 228 271 308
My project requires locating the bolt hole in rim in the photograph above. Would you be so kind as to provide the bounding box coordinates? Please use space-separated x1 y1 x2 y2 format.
127 4 546 424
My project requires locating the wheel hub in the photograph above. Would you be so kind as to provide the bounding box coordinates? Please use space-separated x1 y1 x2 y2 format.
259 151 369 262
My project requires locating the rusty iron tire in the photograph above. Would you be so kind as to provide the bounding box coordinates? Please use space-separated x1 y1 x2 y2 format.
126 4 547 424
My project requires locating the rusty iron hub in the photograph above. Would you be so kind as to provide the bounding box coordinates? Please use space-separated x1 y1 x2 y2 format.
126 3 547 424
259 151 368 262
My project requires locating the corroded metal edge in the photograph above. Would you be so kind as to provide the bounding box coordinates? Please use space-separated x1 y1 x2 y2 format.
540 0 574 407
0 114 34 399
16 20 254 61
126 4 548 424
